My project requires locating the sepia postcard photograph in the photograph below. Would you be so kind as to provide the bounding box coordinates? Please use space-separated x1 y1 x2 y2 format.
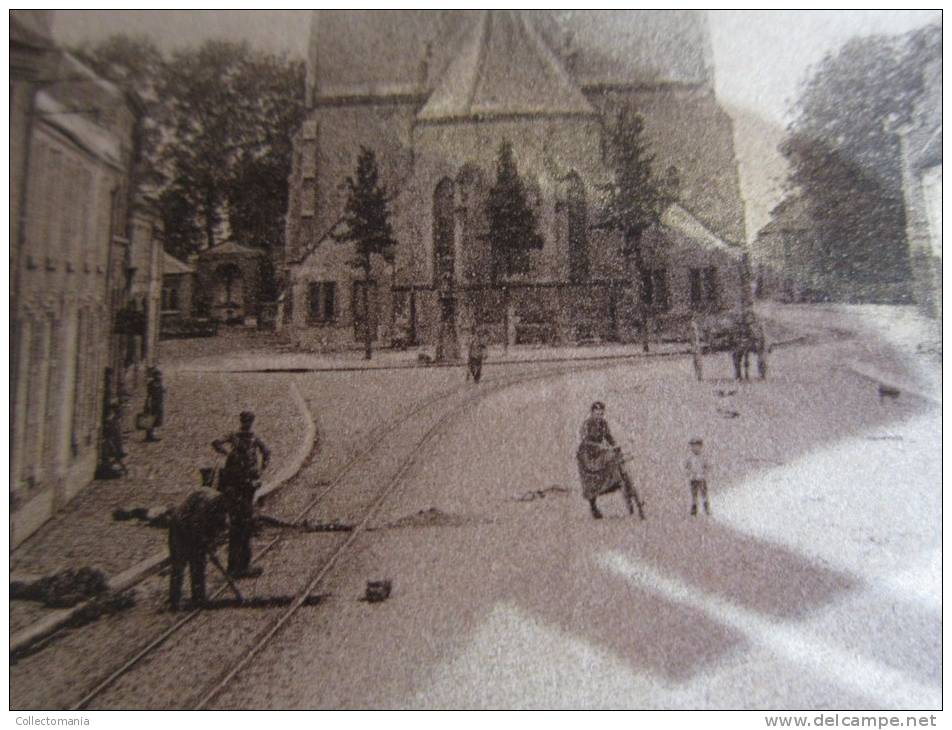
8 7 942 715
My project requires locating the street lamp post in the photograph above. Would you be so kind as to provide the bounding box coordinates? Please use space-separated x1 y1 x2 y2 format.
436 263 459 362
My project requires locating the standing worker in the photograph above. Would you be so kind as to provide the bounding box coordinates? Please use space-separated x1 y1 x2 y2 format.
212 411 270 579
168 481 228 611
143 367 165 442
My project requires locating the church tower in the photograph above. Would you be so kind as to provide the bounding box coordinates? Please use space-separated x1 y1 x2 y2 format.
284 11 747 353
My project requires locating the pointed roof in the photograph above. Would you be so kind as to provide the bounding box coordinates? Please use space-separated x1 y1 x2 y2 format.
662 204 743 257
200 240 266 258
163 252 195 275
418 10 595 122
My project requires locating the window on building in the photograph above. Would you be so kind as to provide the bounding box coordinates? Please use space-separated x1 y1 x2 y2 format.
48 148 64 264
506 248 531 276
323 281 336 321
162 286 179 312
283 286 294 323
301 183 315 217
641 268 670 310
64 160 81 267
352 280 378 341
689 267 720 310
26 142 47 255
302 145 316 179
307 281 337 324
80 168 94 269
70 310 84 460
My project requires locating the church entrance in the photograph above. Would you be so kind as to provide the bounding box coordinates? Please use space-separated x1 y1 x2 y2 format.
213 263 244 323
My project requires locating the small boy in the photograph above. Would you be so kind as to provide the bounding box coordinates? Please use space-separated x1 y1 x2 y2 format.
685 437 710 516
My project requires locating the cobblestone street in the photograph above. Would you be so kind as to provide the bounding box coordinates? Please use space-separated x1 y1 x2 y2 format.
9 306 941 710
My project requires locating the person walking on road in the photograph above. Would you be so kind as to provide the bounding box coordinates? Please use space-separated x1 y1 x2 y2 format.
168 483 228 611
690 316 704 382
467 329 488 384
685 437 711 516
143 367 165 442
212 411 270 579
753 318 769 380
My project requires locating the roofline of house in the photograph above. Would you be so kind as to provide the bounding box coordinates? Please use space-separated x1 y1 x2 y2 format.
309 79 712 112
415 110 600 126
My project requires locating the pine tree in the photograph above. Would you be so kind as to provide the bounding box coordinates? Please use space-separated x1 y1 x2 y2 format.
333 147 397 359
487 141 543 282
599 107 679 350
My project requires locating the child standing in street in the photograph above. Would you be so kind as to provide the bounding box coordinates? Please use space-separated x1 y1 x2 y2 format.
685 437 710 516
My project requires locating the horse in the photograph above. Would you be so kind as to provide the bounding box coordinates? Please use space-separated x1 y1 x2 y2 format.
730 318 767 381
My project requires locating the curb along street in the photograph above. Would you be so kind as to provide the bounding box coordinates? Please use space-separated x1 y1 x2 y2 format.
10 380 319 657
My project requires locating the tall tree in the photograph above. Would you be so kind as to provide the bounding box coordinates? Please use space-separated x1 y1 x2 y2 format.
487 141 543 282
76 36 306 264
598 107 678 350
72 35 167 193
225 52 306 250
159 40 258 251
157 182 202 262
333 147 397 360
782 24 938 302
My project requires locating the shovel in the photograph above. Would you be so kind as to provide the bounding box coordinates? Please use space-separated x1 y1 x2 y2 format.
207 551 244 603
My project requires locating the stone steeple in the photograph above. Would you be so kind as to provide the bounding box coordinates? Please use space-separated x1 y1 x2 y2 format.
417 10 595 122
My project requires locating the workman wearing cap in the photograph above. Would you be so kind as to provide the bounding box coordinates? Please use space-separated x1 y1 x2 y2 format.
168 479 228 611
212 411 271 578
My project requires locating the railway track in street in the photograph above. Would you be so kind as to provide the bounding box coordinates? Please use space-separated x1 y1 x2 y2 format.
68 358 630 710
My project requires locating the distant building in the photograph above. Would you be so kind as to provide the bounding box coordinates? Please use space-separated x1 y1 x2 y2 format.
161 252 196 318
752 195 826 302
281 10 748 353
195 240 267 325
896 47 941 318
10 12 162 545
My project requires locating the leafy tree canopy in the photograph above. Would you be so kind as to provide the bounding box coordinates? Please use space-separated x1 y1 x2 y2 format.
73 35 305 260
781 23 938 302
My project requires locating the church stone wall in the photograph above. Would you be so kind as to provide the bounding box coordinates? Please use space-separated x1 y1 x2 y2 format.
284 11 749 355
587 87 746 246
287 102 418 268
408 116 612 287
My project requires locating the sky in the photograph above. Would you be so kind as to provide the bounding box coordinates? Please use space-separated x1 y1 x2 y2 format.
52 9 940 242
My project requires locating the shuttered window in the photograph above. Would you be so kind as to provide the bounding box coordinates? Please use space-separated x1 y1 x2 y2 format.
307 281 337 324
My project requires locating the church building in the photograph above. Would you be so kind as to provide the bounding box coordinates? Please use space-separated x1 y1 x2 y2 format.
282 10 748 354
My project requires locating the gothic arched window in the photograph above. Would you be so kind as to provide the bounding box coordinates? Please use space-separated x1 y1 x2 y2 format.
433 177 456 287
457 165 489 282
